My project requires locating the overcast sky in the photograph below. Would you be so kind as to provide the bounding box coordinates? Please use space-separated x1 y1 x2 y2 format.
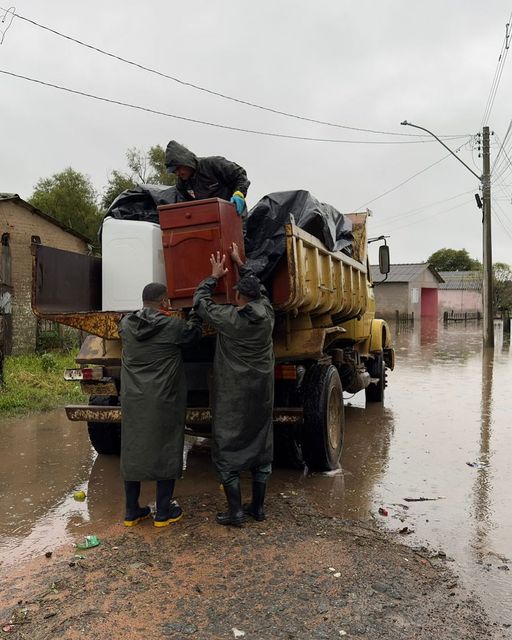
1 1 512 265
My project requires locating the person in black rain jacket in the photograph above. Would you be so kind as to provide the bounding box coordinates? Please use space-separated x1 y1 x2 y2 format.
165 140 250 215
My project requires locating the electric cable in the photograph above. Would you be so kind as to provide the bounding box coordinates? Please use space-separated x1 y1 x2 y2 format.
481 12 512 126
0 68 470 145
0 5 471 141
353 140 472 210
371 189 474 226
372 198 474 234
491 122 512 173
492 199 512 241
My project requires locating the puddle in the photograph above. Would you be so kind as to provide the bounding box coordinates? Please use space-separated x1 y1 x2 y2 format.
0 320 511 625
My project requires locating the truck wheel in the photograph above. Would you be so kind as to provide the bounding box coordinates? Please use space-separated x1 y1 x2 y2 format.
365 352 386 403
273 428 305 469
301 364 344 471
87 396 121 455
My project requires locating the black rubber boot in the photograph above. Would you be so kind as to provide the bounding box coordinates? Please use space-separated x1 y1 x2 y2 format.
154 480 183 527
216 481 247 527
123 481 151 527
244 481 267 521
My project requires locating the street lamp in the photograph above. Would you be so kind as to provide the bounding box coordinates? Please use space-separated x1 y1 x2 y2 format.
401 120 494 348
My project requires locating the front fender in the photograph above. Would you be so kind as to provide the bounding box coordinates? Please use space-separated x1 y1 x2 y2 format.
369 319 393 353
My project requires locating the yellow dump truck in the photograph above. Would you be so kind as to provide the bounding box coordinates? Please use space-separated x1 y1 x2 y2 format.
32 211 394 471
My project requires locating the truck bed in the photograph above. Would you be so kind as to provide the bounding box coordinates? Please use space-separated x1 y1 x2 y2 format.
31 222 369 343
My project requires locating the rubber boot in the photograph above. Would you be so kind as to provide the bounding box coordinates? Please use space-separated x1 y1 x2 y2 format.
123 481 151 527
216 481 246 527
154 479 183 527
244 481 267 521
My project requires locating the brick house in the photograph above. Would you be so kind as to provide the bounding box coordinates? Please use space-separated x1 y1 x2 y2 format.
370 263 444 318
437 271 482 315
0 194 90 355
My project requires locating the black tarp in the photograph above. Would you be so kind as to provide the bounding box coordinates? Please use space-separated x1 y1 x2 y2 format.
103 184 181 224
244 190 353 280
102 186 353 282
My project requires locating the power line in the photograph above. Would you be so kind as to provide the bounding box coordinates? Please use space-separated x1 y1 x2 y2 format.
481 12 512 126
0 4 14 44
491 123 512 173
0 68 470 145
353 140 472 210
491 135 512 183
372 198 474 234
372 189 474 226
491 131 512 181
0 5 470 141
491 198 512 241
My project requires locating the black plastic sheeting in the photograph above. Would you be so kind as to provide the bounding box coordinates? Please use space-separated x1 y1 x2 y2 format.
102 186 353 283
103 184 181 225
244 190 353 281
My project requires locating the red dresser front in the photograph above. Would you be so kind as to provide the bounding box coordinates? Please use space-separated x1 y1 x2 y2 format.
159 198 245 308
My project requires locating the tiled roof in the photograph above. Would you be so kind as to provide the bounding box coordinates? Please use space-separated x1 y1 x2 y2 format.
438 271 482 290
370 263 444 283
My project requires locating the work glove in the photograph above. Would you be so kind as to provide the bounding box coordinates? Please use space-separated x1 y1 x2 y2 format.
230 191 245 215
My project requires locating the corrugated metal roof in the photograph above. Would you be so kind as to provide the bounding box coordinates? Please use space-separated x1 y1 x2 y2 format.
0 193 92 243
370 263 444 283
438 270 482 290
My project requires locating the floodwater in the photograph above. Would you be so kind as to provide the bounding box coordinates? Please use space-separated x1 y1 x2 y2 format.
0 319 511 625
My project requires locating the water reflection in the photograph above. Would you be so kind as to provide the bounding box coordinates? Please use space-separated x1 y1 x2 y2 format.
0 410 93 565
275 403 395 520
380 320 511 625
419 316 439 345
1 323 511 626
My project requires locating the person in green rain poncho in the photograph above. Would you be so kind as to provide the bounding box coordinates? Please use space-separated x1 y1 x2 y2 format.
119 282 202 527
193 243 275 527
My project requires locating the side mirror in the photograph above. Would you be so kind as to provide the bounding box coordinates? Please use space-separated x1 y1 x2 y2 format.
379 245 390 274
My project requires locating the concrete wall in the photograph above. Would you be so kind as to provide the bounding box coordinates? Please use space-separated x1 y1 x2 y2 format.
439 290 482 314
374 268 441 319
374 282 408 317
0 201 87 354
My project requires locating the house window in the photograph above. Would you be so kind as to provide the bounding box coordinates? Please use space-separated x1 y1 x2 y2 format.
411 288 420 304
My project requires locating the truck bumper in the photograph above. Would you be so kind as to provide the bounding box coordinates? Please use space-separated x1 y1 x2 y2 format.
65 406 303 426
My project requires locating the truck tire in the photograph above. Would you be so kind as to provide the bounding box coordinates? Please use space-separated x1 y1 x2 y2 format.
365 351 386 403
301 364 344 471
273 428 305 469
87 396 121 455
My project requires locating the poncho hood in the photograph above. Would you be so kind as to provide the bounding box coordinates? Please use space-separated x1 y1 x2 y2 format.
241 300 268 323
165 140 198 171
122 308 170 341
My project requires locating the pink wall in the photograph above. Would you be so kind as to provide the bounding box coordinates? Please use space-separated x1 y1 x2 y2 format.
421 288 438 317
438 290 482 314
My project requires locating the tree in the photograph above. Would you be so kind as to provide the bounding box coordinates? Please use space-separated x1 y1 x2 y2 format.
427 248 482 271
101 145 175 209
29 167 102 241
101 170 138 212
493 262 512 314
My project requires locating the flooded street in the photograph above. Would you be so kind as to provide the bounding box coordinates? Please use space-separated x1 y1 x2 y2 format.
0 320 511 629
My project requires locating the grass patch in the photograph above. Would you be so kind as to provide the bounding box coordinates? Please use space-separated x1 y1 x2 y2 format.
0 352 84 417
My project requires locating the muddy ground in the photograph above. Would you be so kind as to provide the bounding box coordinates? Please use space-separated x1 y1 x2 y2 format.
0 489 507 640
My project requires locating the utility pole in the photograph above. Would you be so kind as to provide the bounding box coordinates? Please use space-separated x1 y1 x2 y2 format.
401 120 494 348
481 126 494 348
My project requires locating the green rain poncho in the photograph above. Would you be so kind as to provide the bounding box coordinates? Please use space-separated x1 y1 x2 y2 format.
193 269 275 474
119 308 201 481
